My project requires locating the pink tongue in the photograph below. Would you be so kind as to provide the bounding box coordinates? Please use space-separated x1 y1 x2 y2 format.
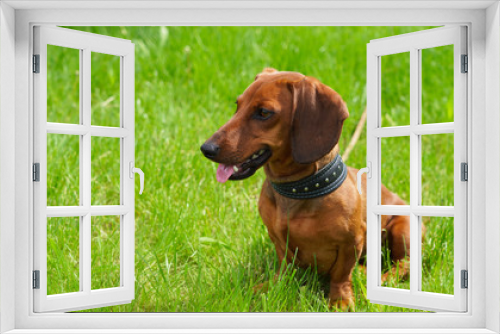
216 164 234 183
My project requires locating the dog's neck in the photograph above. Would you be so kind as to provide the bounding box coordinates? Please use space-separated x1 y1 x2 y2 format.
264 146 340 184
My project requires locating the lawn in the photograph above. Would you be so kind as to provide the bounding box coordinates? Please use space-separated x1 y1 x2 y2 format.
45 26 455 312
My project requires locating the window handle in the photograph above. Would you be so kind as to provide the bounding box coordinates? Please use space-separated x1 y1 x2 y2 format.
129 161 144 195
357 162 371 195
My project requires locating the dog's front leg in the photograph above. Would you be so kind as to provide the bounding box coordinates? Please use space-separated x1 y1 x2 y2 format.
252 235 293 293
328 243 362 312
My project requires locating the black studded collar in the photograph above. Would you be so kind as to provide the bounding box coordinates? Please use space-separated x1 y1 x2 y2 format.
270 154 348 200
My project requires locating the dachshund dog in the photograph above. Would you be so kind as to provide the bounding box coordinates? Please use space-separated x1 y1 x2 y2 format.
201 68 412 310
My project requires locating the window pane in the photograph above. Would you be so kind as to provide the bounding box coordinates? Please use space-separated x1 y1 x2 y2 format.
91 136 121 205
47 134 80 206
91 52 121 127
421 45 454 124
381 52 410 127
47 45 80 124
381 136 410 204
47 217 80 295
381 215 410 290
91 216 121 289
421 216 454 294
421 133 454 206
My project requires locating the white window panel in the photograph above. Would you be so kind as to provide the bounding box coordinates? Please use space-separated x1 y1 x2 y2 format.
366 26 467 312
33 26 136 312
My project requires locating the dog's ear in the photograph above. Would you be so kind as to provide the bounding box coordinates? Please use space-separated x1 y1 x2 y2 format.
255 67 278 81
290 77 349 164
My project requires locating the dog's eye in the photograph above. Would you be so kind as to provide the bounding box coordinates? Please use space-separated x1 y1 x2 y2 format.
254 108 274 120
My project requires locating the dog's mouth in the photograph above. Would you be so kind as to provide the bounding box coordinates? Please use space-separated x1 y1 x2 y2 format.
216 148 272 183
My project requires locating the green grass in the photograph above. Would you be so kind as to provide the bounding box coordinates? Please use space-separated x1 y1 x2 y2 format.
45 26 454 312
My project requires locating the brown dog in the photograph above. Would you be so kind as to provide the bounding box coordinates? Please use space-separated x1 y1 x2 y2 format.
201 68 412 310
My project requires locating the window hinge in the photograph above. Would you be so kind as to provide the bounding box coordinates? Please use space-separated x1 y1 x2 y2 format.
33 54 40 73
461 270 468 289
461 54 468 73
33 163 40 182
461 162 468 181
33 270 40 289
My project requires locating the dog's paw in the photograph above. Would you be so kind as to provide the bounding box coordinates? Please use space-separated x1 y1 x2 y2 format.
252 281 270 294
252 273 282 294
329 297 355 312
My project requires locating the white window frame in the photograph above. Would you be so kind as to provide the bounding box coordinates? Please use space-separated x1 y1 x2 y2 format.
366 26 468 312
33 26 136 313
1 2 499 333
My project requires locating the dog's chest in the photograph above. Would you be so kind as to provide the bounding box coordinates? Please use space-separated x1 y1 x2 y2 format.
259 192 354 271
271 204 351 243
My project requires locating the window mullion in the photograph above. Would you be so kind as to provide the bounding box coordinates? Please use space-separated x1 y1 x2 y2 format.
82 47 92 294
417 47 424 293
409 47 420 294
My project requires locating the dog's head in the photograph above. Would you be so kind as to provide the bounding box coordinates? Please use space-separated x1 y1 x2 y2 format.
201 68 349 182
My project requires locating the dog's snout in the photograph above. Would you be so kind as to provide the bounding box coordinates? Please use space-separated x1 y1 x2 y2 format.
200 142 220 159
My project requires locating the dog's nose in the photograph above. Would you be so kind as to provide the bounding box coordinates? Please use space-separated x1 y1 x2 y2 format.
200 142 220 159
